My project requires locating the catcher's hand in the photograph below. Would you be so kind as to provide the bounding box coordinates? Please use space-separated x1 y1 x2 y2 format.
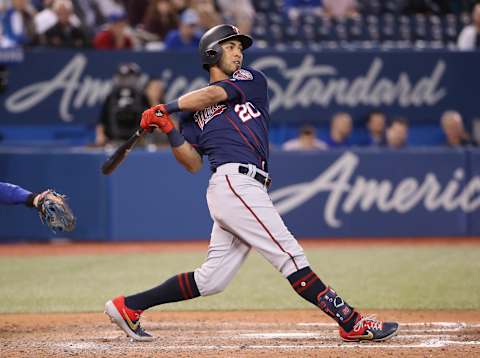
34 190 76 232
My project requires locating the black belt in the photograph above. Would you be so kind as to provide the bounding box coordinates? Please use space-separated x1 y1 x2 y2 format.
238 165 272 188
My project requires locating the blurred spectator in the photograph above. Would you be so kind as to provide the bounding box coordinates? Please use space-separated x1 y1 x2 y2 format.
95 62 150 146
440 110 476 147
365 111 387 146
144 78 166 107
457 3 480 50
386 117 409 149
90 0 125 20
141 0 178 41
0 1 9 12
325 112 353 147
121 0 149 27
164 8 201 50
34 0 55 34
71 0 105 34
40 0 88 47
190 0 223 30
217 0 254 35
93 11 134 49
171 0 188 14
282 125 327 151
323 0 358 18
284 0 323 23
34 0 81 35
1 0 37 47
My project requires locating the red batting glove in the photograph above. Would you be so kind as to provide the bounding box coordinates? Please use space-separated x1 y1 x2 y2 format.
140 104 175 134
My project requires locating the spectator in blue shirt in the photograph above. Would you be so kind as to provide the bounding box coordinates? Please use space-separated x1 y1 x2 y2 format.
325 112 353 148
1 0 37 47
164 8 202 50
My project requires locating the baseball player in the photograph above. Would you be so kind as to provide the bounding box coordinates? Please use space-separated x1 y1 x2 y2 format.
0 181 75 232
105 24 398 342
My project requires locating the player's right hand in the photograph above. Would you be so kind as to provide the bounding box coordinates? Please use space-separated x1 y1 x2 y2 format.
140 104 175 134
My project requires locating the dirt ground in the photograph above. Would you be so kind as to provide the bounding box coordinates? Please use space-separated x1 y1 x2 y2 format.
1 239 479 357
1 310 480 357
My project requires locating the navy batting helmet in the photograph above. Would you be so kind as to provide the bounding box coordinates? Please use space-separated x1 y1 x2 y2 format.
199 24 253 71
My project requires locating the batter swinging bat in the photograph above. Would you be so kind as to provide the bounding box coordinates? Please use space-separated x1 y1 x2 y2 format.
101 128 146 175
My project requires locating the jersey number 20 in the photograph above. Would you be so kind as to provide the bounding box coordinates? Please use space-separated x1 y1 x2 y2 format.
235 102 261 122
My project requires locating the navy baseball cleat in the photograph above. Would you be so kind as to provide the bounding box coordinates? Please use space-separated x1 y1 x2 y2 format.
105 296 154 341
339 315 398 342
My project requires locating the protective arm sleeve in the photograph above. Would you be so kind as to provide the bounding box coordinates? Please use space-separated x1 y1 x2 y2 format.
0 182 35 206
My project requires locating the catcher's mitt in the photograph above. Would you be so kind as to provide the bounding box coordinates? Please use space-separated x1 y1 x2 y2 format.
36 190 76 232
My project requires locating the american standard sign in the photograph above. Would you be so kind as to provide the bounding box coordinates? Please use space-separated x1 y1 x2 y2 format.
270 152 480 229
3 50 474 124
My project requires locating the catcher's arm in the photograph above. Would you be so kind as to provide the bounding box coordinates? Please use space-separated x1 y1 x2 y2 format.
34 190 76 233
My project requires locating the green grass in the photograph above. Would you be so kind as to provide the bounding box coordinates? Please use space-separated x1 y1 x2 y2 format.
0 245 479 313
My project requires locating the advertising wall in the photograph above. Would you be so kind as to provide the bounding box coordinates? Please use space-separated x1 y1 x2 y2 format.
1 148 479 241
1 49 479 127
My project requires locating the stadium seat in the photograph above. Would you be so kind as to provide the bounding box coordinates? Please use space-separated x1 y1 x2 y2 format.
250 0 469 50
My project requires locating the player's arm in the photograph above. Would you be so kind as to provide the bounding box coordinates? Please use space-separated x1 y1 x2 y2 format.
138 85 232 173
177 85 228 112
0 182 36 206
170 141 203 173
139 109 203 173
0 182 53 208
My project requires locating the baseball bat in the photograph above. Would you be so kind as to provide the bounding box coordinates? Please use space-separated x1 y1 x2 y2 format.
101 128 146 175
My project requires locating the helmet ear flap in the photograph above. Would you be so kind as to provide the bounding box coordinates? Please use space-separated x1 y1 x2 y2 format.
204 43 223 66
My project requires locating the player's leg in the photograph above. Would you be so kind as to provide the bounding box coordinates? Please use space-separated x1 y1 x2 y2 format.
219 173 398 342
193 223 251 296
105 222 250 341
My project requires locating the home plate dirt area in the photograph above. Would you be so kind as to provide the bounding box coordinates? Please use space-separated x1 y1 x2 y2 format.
2 310 479 357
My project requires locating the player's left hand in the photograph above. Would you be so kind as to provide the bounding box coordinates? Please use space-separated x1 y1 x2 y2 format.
34 190 76 232
140 104 175 134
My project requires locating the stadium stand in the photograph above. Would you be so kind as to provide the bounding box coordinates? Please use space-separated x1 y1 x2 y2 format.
251 0 474 50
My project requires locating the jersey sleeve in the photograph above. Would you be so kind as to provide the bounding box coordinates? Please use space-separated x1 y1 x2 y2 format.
179 113 203 155
213 68 268 106
0 182 33 205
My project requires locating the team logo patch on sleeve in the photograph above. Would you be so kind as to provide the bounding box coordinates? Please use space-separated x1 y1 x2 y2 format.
232 69 253 81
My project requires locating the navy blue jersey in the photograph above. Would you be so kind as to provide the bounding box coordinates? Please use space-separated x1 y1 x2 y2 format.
181 67 270 172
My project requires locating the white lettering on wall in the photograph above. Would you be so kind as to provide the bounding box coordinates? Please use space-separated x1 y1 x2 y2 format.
5 54 447 122
270 152 480 228
252 55 446 112
6 54 111 121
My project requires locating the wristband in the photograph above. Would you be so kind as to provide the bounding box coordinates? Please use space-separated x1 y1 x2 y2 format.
167 128 186 147
25 193 36 208
165 100 180 113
